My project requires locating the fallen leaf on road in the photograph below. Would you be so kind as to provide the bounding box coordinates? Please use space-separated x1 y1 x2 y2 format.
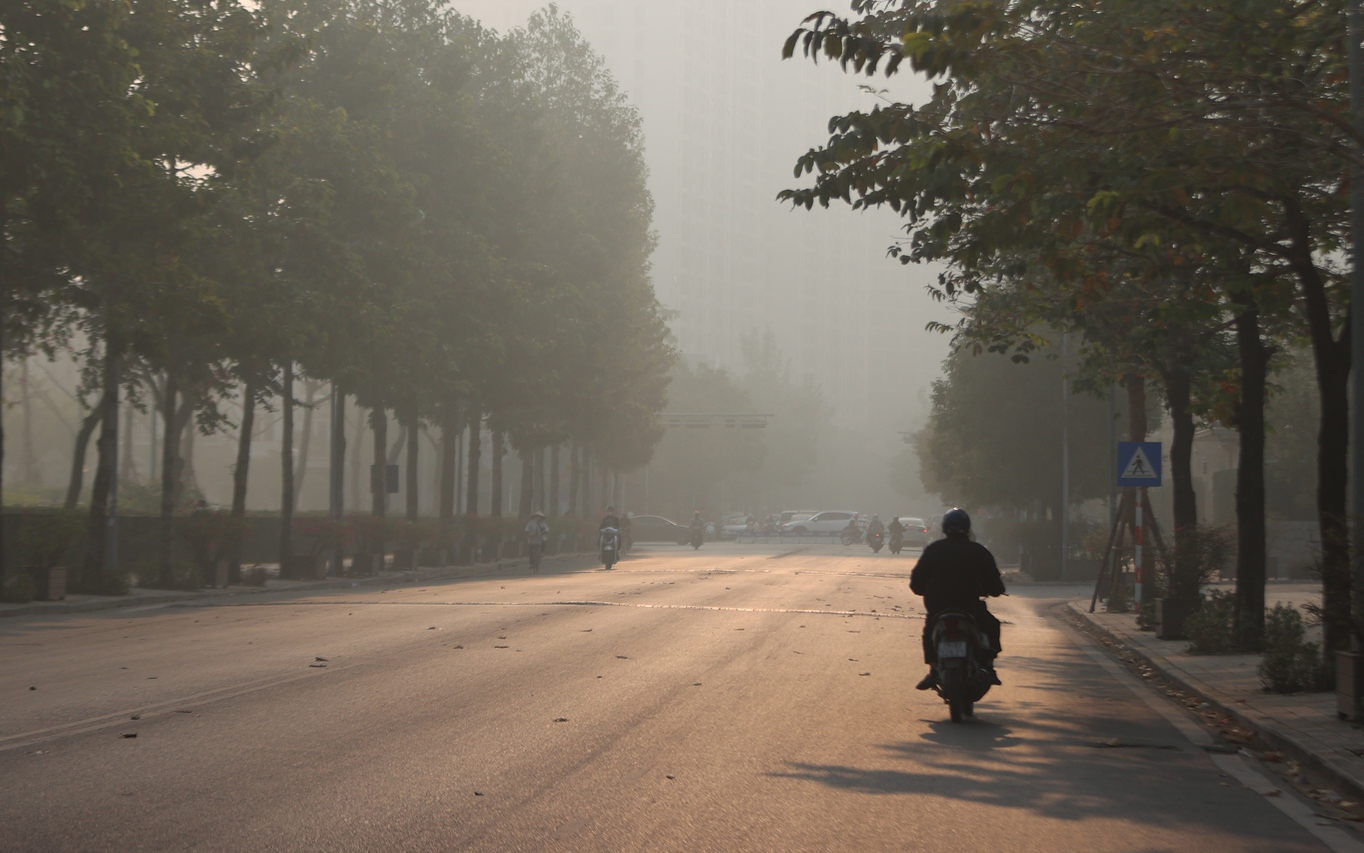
29 687 35 691
1264 789 1282 797
453 645 464 649
1262 751 1285 763
130 714 140 720
666 775 675 780
428 627 438 630
859 672 871 677
309 663 326 668
494 645 510 649
848 658 859 662
616 655 630 659
554 718 569 723
315 657 329 662
693 682 702 686
175 709 193 714
121 733 137 739
474 791 483 796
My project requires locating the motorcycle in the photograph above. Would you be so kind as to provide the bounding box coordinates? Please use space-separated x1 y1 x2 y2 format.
600 527 621 570
889 532 903 555
840 527 864 546
689 527 704 550
867 530 885 553
930 609 994 723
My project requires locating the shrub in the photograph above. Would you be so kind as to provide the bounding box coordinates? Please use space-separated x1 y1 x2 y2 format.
1 572 36 604
15 511 84 570
1106 577 1134 613
1258 604 1332 693
1186 590 1239 654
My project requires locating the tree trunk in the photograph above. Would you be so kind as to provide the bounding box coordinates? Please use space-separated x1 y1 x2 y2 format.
179 411 198 503
490 431 504 518
159 368 180 586
279 361 295 576
1284 220 1352 656
329 386 346 576
348 398 362 511
405 402 418 522
117 375 133 485
439 410 457 554
550 444 561 517
1163 364 1200 609
1125 374 1147 442
519 447 534 517
229 377 258 584
371 406 387 517
465 415 481 515
293 381 318 505
81 343 121 591
567 442 580 516
583 448 593 516
65 402 104 510
1230 298 1270 649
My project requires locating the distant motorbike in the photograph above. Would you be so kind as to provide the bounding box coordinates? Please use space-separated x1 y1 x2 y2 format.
600 527 621 570
889 532 903 555
930 609 995 722
840 527 863 546
867 530 885 553
689 527 704 550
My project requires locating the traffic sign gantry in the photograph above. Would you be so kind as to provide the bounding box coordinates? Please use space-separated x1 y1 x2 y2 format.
1117 441 1162 488
659 413 772 429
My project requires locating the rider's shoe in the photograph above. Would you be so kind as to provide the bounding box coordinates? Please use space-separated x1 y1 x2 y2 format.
985 667 1002 686
915 670 938 690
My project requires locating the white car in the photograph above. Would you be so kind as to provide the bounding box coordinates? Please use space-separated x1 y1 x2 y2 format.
783 510 859 536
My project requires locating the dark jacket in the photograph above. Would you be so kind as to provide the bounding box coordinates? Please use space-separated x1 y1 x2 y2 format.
600 515 620 530
909 536 1006 613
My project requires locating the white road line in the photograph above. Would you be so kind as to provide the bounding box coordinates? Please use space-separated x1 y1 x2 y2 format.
1053 610 1364 853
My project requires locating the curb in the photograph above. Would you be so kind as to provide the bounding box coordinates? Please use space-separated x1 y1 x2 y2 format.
0 551 596 619
1066 601 1364 803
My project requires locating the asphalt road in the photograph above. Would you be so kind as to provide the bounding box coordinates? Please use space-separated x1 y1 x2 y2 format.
0 542 1351 852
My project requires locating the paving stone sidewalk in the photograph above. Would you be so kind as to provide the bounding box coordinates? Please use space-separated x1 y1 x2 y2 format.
1070 599 1364 799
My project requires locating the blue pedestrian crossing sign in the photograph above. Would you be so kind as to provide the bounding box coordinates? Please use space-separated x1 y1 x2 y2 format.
1117 442 1162 487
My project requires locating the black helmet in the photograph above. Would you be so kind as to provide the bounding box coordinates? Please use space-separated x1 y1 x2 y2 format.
942 508 971 537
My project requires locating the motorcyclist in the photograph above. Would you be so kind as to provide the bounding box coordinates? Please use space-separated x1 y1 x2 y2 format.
524 510 549 573
600 506 621 530
888 516 906 537
842 516 862 542
690 512 705 532
909 508 1005 690
867 515 885 536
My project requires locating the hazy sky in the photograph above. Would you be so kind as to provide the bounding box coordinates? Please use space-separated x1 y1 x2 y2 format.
451 1 954 435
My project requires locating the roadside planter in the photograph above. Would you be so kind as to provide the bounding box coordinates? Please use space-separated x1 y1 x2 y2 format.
1154 598 1194 641
28 565 66 601
1336 650 1364 720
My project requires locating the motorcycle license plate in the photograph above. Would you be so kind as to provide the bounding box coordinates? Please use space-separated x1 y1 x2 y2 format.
938 640 968 659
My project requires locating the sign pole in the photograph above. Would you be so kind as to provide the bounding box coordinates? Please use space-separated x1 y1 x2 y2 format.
1134 488 1144 604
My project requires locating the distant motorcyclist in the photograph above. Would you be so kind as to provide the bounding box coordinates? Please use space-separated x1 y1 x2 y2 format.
600 506 621 530
909 508 1005 690
888 517 906 537
867 515 885 536
842 516 862 542
524 510 549 573
689 512 705 533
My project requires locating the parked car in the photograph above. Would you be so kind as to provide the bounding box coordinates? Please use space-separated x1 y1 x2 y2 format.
893 516 930 548
783 510 860 536
779 510 819 526
630 515 691 545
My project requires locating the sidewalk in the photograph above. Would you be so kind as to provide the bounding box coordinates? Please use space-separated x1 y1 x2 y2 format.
1070 599 1364 801
0 552 591 620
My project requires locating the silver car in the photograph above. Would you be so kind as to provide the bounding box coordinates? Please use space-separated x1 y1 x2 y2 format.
783 510 859 536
